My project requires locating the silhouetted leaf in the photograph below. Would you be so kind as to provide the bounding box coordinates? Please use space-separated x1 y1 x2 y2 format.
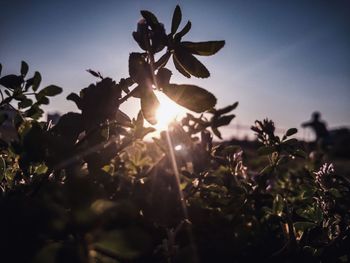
182 41 225 56
212 126 222 139
21 61 29 76
213 114 235 127
32 71 41 91
141 88 159 125
18 98 32 108
173 54 190 78
163 84 216 112
156 68 172 88
285 128 298 137
171 5 182 35
140 10 158 26
129 53 151 84
154 52 171 69
67 93 82 110
174 47 210 78
116 110 132 126
175 21 191 40
214 102 239 115
25 105 43 119
0 74 23 89
38 85 62 97
86 69 102 78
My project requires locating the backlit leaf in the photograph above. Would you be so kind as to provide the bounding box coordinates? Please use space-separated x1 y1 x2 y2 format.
171 5 182 35
182 41 225 56
38 85 62 97
141 88 159 125
174 47 210 78
163 84 216 112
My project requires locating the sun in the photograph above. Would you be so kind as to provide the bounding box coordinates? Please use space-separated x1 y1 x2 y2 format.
153 90 187 131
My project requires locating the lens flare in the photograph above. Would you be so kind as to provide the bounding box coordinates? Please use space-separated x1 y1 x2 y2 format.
154 90 187 131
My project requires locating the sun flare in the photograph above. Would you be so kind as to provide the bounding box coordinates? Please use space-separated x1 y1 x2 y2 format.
154 91 187 131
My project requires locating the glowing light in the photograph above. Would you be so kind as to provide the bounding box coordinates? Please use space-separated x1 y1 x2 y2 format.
154 91 187 131
174 144 182 151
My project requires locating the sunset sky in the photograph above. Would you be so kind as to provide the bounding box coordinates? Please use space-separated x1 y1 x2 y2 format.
1 0 349 139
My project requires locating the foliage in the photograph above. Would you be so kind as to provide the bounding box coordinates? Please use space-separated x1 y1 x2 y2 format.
0 5 349 263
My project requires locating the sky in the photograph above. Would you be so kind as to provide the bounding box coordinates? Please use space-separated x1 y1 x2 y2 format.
1 0 349 140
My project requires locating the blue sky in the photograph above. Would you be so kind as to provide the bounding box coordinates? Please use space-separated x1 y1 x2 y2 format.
1 0 349 139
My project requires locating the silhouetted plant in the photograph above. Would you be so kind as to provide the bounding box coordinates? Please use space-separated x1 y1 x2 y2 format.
0 5 349 263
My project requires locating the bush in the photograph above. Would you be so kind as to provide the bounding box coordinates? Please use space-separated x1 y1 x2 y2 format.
0 6 349 263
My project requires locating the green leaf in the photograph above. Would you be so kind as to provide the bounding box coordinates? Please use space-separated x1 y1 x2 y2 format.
34 164 48 175
0 156 5 181
140 10 158 26
163 84 216 113
21 61 29 76
182 41 225 56
173 54 190 78
174 21 191 40
38 85 62 97
171 5 182 35
174 47 210 78
285 128 298 137
140 88 159 125
32 71 41 91
273 194 284 217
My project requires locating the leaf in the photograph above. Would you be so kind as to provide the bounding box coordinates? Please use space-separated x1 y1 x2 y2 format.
0 74 23 89
140 88 159 125
174 47 210 78
0 156 5 181
34 164 48 175
163 84 216 112
182 41 225 56
18 98 33 108
86 69 101 78
32 71 41 91
285 128 298 137
25 105 44 119
257 145 276 155
174 21 191 40
173 54 190 78
212 126 222 139
213 114 235 127
21 61 29 76
214 102 239 115
156 68 172 88
67 92 82 109
273 194 284 217
38 85 62 97
140 10 158 26
171 5 182 35
154 52 171 69
128 53 151 84
294 221 317 232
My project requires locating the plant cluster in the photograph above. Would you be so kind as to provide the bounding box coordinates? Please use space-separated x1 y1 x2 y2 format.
0 6 349 263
